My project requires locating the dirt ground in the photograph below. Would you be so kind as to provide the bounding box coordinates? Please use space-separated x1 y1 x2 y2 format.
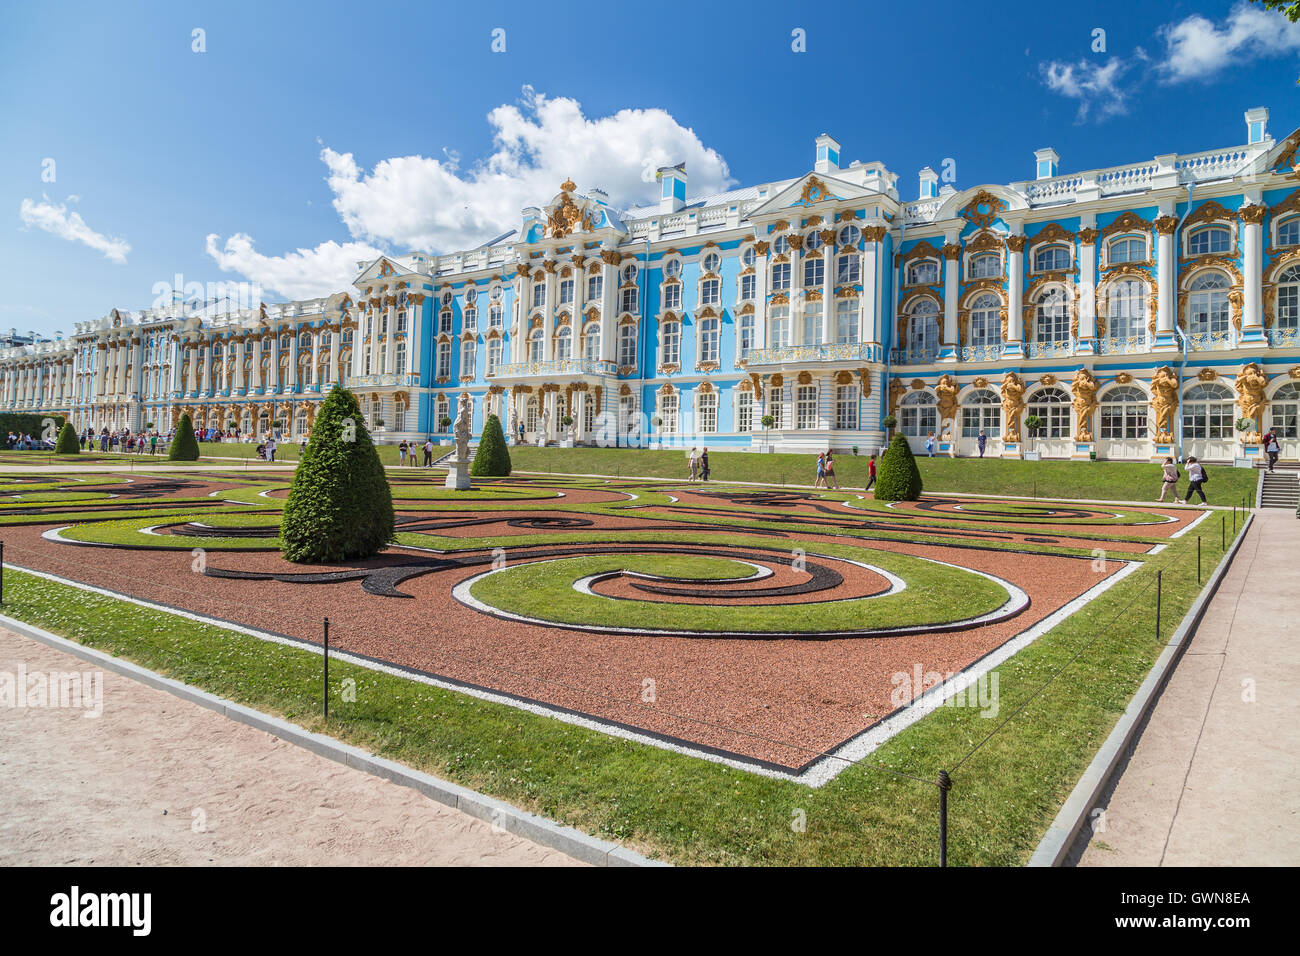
0 626 581 866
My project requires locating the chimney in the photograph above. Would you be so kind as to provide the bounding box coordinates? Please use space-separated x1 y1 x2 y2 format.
1035 148 1059 180
1245 106 1269 145
918 167 938 199
815 134 841 173
658 163 687 213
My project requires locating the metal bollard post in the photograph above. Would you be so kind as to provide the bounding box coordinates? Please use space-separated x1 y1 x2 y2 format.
322 617 330 721
1197 536 1201 584
937 770 951 867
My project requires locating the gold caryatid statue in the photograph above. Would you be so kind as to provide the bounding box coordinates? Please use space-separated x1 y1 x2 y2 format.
1000 371 1026 442
1150 366 1179 442
1071 368 1100 441
1234 362 1269 442
935 373 959 425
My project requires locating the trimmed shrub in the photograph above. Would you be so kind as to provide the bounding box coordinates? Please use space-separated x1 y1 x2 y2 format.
874 433 923 501
471 413 512 477
54 422 80 455
168 414 200 461
279 386 394 563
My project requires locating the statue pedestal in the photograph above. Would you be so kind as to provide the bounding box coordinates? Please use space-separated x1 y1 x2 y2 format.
444 461 472 490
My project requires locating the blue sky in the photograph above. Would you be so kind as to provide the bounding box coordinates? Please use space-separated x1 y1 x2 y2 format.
2 0 1297 336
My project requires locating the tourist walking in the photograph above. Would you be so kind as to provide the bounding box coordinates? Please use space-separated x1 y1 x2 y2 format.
814 452 826 488
423 438 433 467
925 432 935 457
1184 456 1209 504
149 432 157 455
824 451 839 490
865 454 877 493
398 440 408 466
699 447 710 482
977 430 987 458
1157 457 1182 503
266 436 277 463
1263 429 1280 473
687 447 699 481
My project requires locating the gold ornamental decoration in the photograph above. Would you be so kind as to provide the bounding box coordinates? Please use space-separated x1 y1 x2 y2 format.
962 190 1008 229
888 377 906 416
1149 366 1179 442
1000 372 1027 443
935 373 959 423
1234 363 1269 442
1071 368 1100 441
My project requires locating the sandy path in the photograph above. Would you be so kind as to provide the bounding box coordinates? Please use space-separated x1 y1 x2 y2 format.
0 626 582 866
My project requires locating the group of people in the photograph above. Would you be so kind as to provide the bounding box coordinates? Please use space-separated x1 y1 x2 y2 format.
1157 456 1211 504
4 432 44 450
78 427 166 454
814 451 840 489
686 446 710 481
397 439 437 467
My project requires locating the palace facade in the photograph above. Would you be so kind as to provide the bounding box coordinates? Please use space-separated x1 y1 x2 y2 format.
4 105 1299 462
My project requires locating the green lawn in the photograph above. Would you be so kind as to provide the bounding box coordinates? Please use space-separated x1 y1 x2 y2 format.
507 446 1259 505
0 515 1239 865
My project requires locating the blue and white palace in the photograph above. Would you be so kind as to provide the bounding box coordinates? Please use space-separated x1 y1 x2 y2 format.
4 105 1300 463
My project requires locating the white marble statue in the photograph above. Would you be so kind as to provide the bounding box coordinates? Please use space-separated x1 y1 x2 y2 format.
453 392 472 462
537 407 550 447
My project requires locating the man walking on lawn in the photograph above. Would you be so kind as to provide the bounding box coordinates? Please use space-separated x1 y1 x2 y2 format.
423 438 434 467
865 454 877 493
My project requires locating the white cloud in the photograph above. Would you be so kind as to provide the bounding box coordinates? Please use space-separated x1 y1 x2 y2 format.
1159 2 1300 82
1039 57 1132 122
206 87 736 297
18 195 130 263
204 233 382 300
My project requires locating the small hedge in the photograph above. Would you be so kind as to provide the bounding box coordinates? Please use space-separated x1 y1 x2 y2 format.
279 386 394 562
470 413 512 477
874 433 923 501
53 422 80 455
168 414 200 461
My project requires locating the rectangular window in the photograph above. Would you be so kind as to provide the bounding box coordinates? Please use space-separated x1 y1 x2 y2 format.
738 392 754 432
700 278 720 306
559 279 574 304
796 385 817 430
461 342 475 379
803 257 825 288
621 287 638 314
771 263 791 290
835 385 858 430
837 254 860 284
697 393 717 433
740 274 756 301
618 324 637 367
835 299 858 344
663 283 681 311
588 274 603 302
532 284 546 308
487 338 501 375
437 343 450 379
658 394 678 433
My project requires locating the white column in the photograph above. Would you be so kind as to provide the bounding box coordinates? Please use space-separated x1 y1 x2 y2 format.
941 235 960 360
1078 225 1098 351
311 329 322 389
252 336 263 390
599 256 617 362
542 265 557 361
384 305 396 374
862 228 882 345
1241 204 1264 337
1006 234 1025 357
753 243 770 350
1155 214 1177 346
288 327 299 389
407 297 422 383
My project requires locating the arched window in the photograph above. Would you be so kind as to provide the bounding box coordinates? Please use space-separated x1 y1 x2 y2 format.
1182 382 1234 439
769 305 790 349
835 298 858 344
1027 386 1070 438
279 334 292 351
907 298 939 358
583 322 600 362
969 293 1001 347
528 328 544 362
618 323 637 367
699 315 719 363
1275 264 1300 330
962 388 1001 437
1106 278 1147 342
1271 382 1300 438
660 320 680 366
1108 236 1146 263
1035 288 1070 343
1033 245 1070 272
1189 225 1231 255
968 253 1000 279
907 260 939 285
554 325 572 361
298 331 312 348
1187 272 1230 335
900 390 937 437
1279 217 1300 248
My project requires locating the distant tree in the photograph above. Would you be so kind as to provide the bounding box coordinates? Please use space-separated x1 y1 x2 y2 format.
54 422 79 455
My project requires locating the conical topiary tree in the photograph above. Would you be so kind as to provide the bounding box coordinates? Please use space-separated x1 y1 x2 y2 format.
54 422 80 455
279 386 394 563
470 413 512 477
874 433 923 501
169 413 200 461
